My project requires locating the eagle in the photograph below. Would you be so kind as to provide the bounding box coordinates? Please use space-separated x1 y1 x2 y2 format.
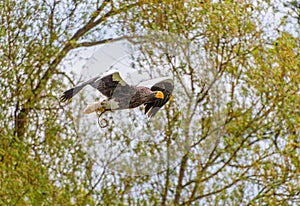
61 72 174 117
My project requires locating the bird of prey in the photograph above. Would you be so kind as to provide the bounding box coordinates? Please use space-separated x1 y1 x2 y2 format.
61 72 174 117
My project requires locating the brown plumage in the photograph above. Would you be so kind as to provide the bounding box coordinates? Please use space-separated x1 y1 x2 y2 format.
61 72 174 117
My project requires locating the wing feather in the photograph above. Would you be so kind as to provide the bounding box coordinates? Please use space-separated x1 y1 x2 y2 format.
60 72 131 101
91 72 130 98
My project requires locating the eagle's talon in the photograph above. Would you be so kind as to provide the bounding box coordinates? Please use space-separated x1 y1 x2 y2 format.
96 107 105 114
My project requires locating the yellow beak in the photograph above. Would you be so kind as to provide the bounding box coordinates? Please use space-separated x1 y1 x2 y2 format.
155 91 164 99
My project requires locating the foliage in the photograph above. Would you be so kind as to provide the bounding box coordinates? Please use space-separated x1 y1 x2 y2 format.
1 0 299 205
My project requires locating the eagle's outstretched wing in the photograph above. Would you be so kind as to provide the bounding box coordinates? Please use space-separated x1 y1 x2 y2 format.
60 72 130 101
92 72 130 98
144 79 174 117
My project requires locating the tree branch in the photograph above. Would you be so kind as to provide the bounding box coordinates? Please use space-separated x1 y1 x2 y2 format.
75 36 132 48
174 153 189 205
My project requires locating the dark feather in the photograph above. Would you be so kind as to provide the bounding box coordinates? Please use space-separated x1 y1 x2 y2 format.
91 72 130 98
145 79 174 117
60 84 86 102
60 72 130 101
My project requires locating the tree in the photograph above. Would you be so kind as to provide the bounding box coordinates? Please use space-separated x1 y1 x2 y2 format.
0 0 148 204
116 0 300 205
1 0 299 205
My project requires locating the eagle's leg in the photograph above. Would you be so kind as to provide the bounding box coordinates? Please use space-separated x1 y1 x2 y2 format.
95 107 106 117
83 100 110 128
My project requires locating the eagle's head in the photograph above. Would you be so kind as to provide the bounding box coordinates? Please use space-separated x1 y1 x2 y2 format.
130 88 165 108
146 91 164 103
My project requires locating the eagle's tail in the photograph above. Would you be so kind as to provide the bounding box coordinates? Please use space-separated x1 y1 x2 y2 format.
83 102 105 114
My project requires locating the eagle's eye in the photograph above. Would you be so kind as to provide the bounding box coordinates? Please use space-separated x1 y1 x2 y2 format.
155 91 164 99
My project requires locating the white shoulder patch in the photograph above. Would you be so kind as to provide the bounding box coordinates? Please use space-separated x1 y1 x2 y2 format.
112 72 127 86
